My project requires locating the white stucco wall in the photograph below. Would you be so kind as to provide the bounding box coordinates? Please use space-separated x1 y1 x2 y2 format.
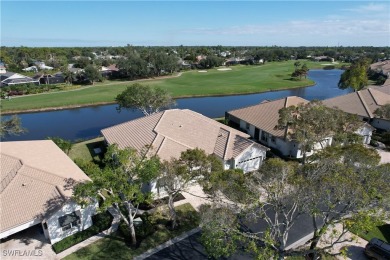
371 118 390 131
355 125 374 144
234 145 266 173
45 200 97 244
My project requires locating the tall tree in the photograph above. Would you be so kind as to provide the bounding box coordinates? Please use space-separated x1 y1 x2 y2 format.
83 65 102 85
47 137 73 155
73 144 160 246
0 115 27 138
200 146 388 259
277 100 362 164
338 58 369 92
374 103 390 120
116 83 175 116
200 159 307 260
158 148 222 229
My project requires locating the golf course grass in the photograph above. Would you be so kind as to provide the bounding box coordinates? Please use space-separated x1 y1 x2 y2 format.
1 60 345 113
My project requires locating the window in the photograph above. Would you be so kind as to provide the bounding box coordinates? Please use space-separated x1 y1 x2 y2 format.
261 131 268 142
271 135 276 143
246 122 250 130
58 212 81 231
43 222 48 230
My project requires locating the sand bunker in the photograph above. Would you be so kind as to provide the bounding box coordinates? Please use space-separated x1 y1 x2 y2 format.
198 70 207 73
217 68 232 71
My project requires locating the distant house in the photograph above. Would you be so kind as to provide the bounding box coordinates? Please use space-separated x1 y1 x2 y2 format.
33 73 65 84
100 64 119 78
67 64 84 74
34 61 53 70
101 109 268 195
0 140 97 244
323 88 390 131
0 72 40 87
22 66 38 72
226 96 333 159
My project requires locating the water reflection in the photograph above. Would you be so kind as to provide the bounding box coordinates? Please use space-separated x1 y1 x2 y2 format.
4 70 351 142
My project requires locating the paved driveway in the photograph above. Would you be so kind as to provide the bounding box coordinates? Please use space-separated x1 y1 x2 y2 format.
377 148 390 164
0 225 57 260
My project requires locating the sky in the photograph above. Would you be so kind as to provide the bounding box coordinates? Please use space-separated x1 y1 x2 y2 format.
1 1 389 47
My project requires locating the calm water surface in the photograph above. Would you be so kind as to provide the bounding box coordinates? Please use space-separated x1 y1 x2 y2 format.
3 70 351 141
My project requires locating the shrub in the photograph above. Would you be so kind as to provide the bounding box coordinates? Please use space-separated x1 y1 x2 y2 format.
52 211 113 253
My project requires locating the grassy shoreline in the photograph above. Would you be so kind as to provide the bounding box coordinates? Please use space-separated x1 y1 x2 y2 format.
1 61 344 114
1 83 316 115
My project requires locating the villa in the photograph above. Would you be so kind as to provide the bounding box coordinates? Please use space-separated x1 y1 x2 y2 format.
226 96 333 158
101 109 269 195
323 87 390 131
0 140 97 244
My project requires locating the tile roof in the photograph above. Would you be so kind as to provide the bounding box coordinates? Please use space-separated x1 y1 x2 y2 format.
0 140 91 233
370 60 390 75
101 109 268 162
370 83 390 95
323 88 390 118
227 96 309 138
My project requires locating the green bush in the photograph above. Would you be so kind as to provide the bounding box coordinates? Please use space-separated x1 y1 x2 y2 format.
52 211 113 253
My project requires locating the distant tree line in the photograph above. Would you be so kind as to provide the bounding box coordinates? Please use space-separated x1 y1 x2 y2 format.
2 45 389 73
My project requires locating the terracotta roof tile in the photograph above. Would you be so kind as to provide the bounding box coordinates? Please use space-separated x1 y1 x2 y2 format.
0 140 91 234
227 96 309 138
101 109 268 162
323 89 390 118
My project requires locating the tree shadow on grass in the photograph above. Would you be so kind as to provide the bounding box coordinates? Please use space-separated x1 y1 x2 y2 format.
85 140 106 165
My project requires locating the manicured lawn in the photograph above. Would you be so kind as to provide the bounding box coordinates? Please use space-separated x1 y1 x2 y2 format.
351 223 390 243
68 137 105 162
63 203 199 260
1 60 347 113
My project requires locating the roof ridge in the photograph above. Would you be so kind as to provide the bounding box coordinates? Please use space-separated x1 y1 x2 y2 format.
223 130 231 160
155 136 166 155
284 96 289 108
367 88 379 106
356 91 373 118
162 136 192 151
0 157 23 193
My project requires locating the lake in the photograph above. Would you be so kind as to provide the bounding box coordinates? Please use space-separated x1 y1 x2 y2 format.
3 69 351 142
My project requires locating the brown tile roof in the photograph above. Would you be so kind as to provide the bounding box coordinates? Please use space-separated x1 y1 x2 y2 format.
0 140 91 233
370 83 390 95
227 96 309 138
370 60 390 75
101 109 268 162
323 88 390 118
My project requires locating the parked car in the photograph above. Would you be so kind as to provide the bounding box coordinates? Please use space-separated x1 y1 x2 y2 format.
364 238 390 260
